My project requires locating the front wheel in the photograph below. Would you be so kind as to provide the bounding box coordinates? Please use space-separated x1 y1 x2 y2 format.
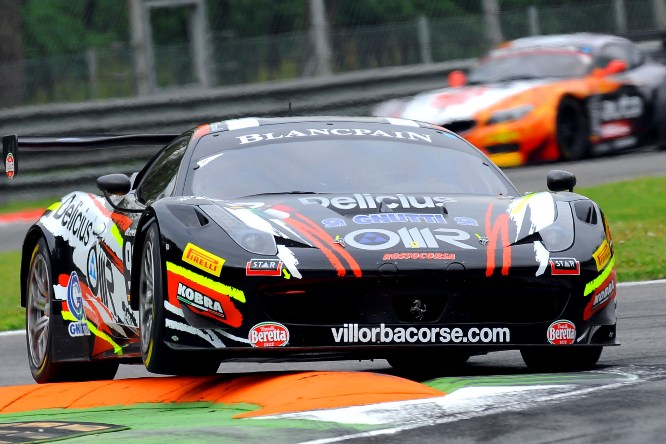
556 97 590 161
139 223 219 375
520 346 602 371
26 238 119 383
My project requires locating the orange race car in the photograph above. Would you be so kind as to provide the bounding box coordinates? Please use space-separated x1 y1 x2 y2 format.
373 33 666 167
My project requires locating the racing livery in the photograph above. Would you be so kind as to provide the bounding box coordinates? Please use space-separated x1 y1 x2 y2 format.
373 33 666 167
11 116 618 382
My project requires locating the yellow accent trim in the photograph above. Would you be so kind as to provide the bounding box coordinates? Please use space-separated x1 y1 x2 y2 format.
510 192 535 216
47 201 61 212
181 243 225 277
167 261 245 303
584 256 616 297
111 224 124 248
145 339 154 365
62 311 123 355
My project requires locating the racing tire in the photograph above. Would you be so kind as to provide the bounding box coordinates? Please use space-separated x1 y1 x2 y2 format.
139 223 220 376
556 97 590 161
520 346 602 371
387 350 470 375
26 238 119 383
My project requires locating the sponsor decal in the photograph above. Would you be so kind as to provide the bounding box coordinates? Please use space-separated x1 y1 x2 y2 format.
353 213 446 224
344 227 475 251
299 194 455 211
5 152 14 179
166 261 245 302
593 239 611 271
454 216 478 226
182 243 225 277
549 258 580 275
236 128 433 145
547 320 576 345
246 258 283 276
584 269 617 320
382 252 455 260
177 282 226 319
600 95 643 121
600 120 631 139
331 323 510 344
322 217 346 228
66 271 90 337
51 195 94 246
166 267 243 327
249 322 289 347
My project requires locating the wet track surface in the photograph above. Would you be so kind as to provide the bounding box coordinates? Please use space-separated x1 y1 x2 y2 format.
1 148 666 442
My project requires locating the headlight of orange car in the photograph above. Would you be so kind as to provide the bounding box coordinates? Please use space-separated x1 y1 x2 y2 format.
487 104 534 125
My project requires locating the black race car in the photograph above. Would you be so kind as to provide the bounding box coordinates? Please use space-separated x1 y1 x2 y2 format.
7 117 618 383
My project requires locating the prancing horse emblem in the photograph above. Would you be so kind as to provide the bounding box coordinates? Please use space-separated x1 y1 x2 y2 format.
410 299 427 320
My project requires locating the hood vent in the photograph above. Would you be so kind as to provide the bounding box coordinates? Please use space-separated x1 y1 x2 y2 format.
169 205 209 228
574 201 598 225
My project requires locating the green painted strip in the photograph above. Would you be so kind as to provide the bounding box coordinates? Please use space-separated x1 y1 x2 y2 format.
0 402 374 444
583 256 616 296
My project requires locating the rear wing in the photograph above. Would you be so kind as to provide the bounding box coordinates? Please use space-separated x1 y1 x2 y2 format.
2 134 178 180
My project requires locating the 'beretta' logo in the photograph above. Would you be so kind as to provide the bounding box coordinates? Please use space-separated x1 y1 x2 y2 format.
182 243 225 276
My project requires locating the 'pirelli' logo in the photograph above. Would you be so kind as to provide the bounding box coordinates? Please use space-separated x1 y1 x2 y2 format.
593 239 611 271
182 243 225 277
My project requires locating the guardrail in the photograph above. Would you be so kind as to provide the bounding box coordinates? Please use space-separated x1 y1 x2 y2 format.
0 58 474 203
1 28 665 203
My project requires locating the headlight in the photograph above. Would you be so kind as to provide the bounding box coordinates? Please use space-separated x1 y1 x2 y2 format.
199 204 277 255
487 104 534 124
539 201 575 252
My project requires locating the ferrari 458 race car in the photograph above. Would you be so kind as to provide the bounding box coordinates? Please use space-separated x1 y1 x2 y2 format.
373 33 666 167
6 116 618 383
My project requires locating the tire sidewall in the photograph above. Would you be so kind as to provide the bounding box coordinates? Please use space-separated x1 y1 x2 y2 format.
139 223 167 372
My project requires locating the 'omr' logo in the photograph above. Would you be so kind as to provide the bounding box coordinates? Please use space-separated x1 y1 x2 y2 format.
182 243 225 276
547 320 576 345
249 322 289 347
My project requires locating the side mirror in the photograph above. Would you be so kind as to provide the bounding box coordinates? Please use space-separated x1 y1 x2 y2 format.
594 58 627 77
547 170 576 192
97 173 131 196
448 70 467 87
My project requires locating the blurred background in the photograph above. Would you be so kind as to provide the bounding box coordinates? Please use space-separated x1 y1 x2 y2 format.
0 0 664 105
0 0 665 201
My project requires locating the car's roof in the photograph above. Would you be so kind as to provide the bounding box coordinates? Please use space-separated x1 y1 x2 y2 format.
494 32 631 55
200 116 442 135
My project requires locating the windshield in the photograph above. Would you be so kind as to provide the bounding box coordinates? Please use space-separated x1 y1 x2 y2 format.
468 50 593 83
187 134 516 199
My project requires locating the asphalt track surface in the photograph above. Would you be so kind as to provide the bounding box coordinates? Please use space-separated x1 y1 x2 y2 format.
1 147 666 442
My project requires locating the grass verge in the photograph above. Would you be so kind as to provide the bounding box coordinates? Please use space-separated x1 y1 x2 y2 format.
0 176 665 331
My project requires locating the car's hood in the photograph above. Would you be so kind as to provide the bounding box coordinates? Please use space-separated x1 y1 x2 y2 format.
399 79 552 124
209 192 562 276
